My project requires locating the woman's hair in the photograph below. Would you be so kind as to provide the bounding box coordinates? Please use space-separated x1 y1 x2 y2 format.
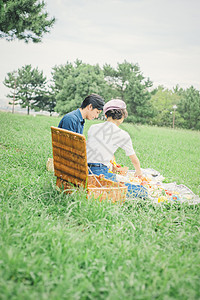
81 93 105 110
105 108 128 120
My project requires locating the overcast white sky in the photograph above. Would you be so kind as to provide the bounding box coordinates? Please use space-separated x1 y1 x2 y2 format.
1 0 200 103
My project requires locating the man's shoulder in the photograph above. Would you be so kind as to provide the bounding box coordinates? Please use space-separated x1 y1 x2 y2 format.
63 109 79 119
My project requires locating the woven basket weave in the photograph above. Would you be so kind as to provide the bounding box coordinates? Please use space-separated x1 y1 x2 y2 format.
56 175 127 202
51 126 127 202
87 175 127 202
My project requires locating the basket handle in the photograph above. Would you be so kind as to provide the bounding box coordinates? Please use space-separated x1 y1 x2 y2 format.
88 166 103 187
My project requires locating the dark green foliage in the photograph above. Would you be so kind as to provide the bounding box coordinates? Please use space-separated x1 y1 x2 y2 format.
0 0 55 43
53 60 112 115
3 59 200 128
34 88 56 116
51 62 74 94
103 61 155 123
4 64 48 114
125 75 154 123
178 86 200 130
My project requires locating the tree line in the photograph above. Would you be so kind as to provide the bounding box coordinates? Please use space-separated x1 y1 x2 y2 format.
1 1 199 130
3 60 200 130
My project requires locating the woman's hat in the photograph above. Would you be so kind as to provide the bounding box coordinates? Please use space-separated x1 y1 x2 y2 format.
103 99 126 114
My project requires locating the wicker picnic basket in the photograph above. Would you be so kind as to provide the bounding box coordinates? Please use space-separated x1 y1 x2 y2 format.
51 126 127 202
87 174 127 202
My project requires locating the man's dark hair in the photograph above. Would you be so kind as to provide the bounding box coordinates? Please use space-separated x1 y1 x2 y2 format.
105 109 128 120
81 94 105 110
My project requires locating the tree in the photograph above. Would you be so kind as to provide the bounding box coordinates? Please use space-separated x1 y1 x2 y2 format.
2 70 18 113
178 86 200 130
0 0 55 43
4 65 47 114
51 62 74 94
125 72 154 123
103 61 155 123
103 63 128 100
34 88 56 116
53 60 112 115
150 86 182 127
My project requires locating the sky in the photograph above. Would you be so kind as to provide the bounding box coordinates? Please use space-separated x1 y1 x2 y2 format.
1 0 200 106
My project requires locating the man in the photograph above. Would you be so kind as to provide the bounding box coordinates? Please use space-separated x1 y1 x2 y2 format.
58 93 105 134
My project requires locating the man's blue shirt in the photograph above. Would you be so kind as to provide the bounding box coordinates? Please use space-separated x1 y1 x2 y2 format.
58 109 85 134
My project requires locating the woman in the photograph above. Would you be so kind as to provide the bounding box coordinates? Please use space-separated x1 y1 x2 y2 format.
86 99 147 198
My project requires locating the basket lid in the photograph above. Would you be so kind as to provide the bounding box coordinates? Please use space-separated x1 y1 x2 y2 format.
51 126 88 187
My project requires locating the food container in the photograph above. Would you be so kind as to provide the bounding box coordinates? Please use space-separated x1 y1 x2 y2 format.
51 126 127 202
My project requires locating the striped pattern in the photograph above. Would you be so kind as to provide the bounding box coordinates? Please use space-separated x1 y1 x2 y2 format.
51 126 88 187
51 126 127 202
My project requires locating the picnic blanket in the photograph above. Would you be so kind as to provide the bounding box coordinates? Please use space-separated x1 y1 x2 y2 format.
115 168 200 205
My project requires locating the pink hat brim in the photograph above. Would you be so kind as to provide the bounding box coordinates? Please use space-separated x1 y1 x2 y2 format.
103 99 126 114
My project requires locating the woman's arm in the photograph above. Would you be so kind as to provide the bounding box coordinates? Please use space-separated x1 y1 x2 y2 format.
129 154 142 177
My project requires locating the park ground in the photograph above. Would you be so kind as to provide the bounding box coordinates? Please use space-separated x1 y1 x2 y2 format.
0 112 200 299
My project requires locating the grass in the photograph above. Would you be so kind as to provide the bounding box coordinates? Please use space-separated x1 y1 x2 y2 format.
86 119 200 195
0 111 200 300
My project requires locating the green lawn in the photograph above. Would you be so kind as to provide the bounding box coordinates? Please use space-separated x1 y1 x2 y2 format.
0 112 200 300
